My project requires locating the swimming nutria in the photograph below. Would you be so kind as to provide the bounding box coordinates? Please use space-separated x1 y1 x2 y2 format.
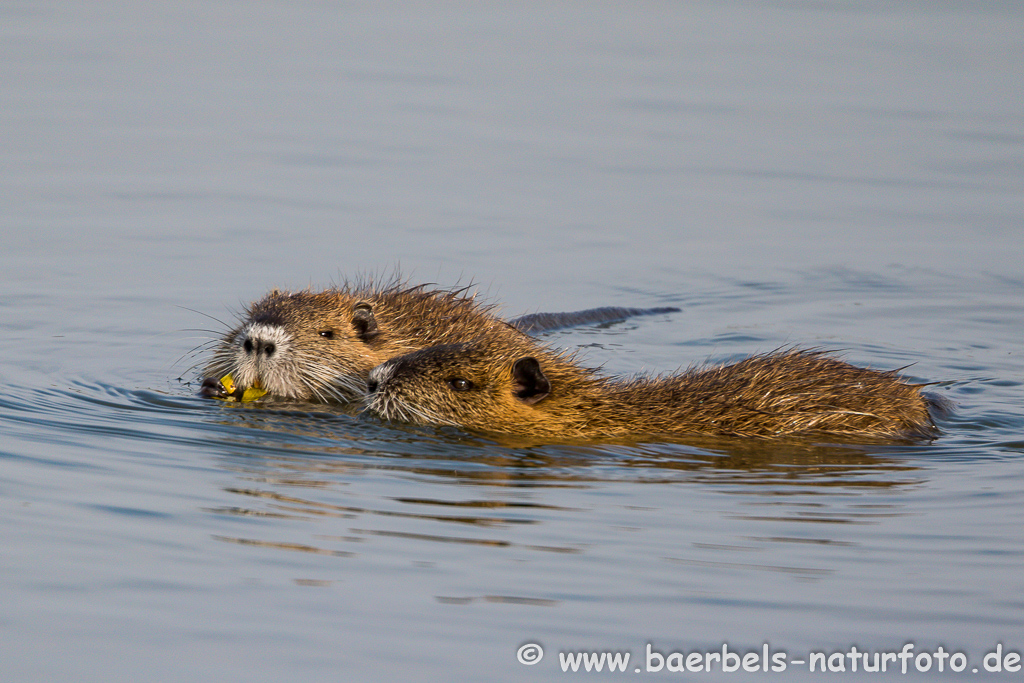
365 340 940 440
199 278 678 403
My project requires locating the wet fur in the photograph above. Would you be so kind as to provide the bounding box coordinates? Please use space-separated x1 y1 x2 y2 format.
367 341 940 440
203 279 520 402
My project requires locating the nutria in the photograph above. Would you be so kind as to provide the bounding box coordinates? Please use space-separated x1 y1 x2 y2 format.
199 278 677 403
365 339 940 440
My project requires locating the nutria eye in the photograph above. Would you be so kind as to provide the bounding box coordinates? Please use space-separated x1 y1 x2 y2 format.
448 378 474 392
319 330 334 339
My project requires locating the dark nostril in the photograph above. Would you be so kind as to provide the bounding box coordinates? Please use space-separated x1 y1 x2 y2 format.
243 339 254 354
264 343 275 357
367 379 379 394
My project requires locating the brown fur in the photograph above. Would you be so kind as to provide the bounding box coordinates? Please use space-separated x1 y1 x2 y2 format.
201 280 520 402
366 339 940 440
200 278 670 402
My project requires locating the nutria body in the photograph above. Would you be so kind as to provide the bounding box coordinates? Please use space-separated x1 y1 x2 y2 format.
199 279 677 403
365 340 940 440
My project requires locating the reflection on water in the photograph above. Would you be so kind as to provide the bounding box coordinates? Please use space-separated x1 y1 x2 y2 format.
204 398 928 486
214 535 354 557
164 389 931 573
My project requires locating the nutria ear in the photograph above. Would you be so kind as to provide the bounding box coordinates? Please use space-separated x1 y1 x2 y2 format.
352 301 379 341
512 357 550 405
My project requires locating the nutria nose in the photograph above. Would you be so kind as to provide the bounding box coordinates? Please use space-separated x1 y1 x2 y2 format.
366 378 379 394
242 338 276 358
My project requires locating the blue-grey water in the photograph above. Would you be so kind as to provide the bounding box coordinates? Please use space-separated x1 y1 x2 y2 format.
2 2 1023 680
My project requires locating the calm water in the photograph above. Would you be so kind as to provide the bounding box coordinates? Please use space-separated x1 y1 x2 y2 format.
2 1 1023 680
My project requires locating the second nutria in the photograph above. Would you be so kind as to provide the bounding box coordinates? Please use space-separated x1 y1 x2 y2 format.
365 339 941 440
199 277 678 403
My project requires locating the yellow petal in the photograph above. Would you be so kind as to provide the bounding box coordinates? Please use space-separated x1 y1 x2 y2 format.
241 385 268 402
219 373 237 393
218 373 268 402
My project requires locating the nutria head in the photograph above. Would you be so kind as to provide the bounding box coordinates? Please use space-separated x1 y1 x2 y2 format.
365 341 577 432
201 289 386 402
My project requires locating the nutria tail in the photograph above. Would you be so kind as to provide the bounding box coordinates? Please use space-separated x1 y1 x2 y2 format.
510 306 680 334
922 391 954 421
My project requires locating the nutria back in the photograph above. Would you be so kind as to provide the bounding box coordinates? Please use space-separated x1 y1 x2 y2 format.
366 340 940 440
